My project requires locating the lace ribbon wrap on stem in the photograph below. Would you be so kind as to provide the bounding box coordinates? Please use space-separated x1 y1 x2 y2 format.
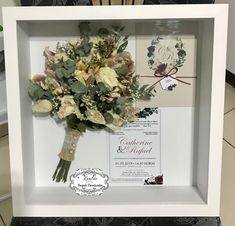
52 128 81 183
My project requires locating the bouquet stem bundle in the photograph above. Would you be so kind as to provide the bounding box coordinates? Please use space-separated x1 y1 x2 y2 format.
53 128 80 182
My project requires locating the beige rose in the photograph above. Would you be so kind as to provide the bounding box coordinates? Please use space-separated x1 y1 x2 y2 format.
76 60 86 71
106 51 135 77
45 68 56 78
85 109 106 125
52 87 63 95
65 40 81 52
40 77 63 95
41 77 58 89
125 106 140 122
43 47 55 64
32 99 53 113
74 70 90 85
96 67 119 90
106 111 125 130
109 92 120 98
57 95 82 119
32 75 46 88
54 51 69 63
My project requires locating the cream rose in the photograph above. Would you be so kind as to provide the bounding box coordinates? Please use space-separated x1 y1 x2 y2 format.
43 47 55 64
96 67 119 90
57 95 82 119
76 60 86 71
54 51 69 63
32 99 53 113
74 70 90 85
106 111 125 130
40 77 63 95
85 109 106 125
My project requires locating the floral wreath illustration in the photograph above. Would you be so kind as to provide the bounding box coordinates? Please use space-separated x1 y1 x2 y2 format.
147 36 190 90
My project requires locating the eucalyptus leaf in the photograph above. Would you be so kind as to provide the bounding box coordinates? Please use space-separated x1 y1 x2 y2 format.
97 82 107 94
77 122 86 133
139 84 149 93
68 78 76 86
76 48 85 57
66 66 75 76
115 64 128 76
139 84 156 100
71 81 87 95
55 68 68 79
66 114 79 130
53 62 64 69
98 28 110 36
116 97 126 105
117 40 128 53
81 35 89 45
43 91 54 100
79 22 91 36
63 59 76 69
83 43 91 53
114 104 125 115
104 112 113 124
28 81 45 101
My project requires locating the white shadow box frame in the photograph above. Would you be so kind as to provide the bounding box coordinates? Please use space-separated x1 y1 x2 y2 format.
3 5 228 217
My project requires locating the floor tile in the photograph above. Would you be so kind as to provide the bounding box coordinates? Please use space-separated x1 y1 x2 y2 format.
0 124 8 138
223 109 235 148
0 136 11 196
224 83 235 113
220 141 235 226
0 198 12 226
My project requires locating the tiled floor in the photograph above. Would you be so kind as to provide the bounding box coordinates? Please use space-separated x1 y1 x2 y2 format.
220 83 235 226
0 83 235 226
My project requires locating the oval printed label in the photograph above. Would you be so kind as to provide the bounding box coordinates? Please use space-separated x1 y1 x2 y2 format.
69 168 109 196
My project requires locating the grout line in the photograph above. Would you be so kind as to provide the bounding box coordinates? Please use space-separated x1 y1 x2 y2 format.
0 134 8 139
224 107 235 115
0 193 11 203
223 107 235 149
223 138 235 149
0 214 6 226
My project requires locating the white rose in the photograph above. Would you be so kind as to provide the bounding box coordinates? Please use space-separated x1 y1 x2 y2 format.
74 70 90 85
54 52 69 63
85 109 106 125
32 99 53 113
42 77 60 90
57 95 81 119
96 67 119 90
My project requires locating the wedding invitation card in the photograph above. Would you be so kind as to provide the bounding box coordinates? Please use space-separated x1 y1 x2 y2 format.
109 108 162 185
